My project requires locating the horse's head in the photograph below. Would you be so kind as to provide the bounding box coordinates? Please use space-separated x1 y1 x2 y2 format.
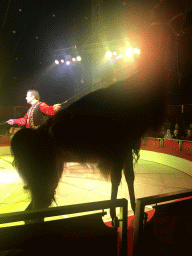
139 1 189 130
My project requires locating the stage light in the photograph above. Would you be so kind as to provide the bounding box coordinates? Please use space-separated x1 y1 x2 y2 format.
72 57 76 62
133 48 140 54
106 51 112 58
125 47 132 57
60 59 65 63
66 60 70 65
0 172 19 184
77 56 81 61
55 60 59 65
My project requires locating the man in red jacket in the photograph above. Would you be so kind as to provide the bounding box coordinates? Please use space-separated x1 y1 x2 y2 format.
6 89 61 129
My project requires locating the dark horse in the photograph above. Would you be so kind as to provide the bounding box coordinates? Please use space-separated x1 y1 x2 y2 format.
10 10 178 226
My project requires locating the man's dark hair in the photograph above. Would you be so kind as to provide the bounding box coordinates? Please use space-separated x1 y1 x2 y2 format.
27 90 40 100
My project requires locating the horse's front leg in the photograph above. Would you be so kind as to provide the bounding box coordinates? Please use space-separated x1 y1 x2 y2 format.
110 163 123 228
123 153 136 214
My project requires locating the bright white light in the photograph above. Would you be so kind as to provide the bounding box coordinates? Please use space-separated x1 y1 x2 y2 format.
55 60 59 65
126 47 132 57
133 48 140 54
60 59 65 64
77 56 81 61
72 57 76 62
119 54 123 58
113 52 117 56
106 51 112 58
0 172 19 183
66 60 70 65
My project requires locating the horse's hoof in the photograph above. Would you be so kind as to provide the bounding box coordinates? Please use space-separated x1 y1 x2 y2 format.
112 217 119 228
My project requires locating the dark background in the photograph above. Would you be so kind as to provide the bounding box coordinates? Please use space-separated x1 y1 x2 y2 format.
0 0 192 107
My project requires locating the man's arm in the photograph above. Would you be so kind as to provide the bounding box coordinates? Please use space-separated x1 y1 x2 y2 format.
40 102 61 115
6 113 28 126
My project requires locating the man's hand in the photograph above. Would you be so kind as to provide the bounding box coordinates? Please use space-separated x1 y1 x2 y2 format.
6 120 14 125
53 104 61 112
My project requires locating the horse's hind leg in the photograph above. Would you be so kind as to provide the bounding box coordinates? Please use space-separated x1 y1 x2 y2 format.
123 153 136 213
110 161 123 227
24 188 55 224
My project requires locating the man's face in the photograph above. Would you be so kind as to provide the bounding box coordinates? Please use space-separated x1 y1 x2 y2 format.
26 92 34 104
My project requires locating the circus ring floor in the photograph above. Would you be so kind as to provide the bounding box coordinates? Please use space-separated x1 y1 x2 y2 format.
0 146 192 227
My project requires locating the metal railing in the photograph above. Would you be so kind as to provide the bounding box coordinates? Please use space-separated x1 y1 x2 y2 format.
133 189 192 255
0 198 127 256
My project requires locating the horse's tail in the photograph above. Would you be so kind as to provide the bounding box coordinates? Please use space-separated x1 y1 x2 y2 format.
11 128 59 208
11 128 38 180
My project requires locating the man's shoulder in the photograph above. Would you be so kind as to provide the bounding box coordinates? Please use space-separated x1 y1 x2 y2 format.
40 102 46 106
